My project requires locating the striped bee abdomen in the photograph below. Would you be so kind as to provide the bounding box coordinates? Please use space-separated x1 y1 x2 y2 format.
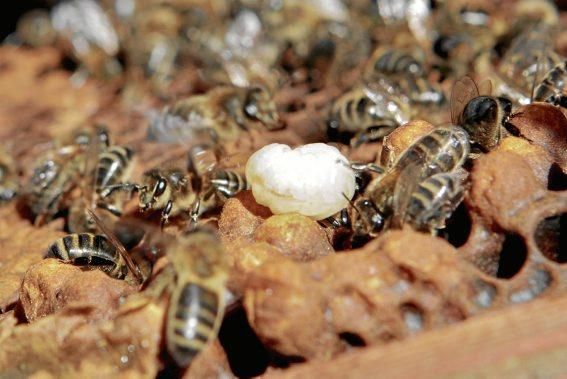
372 49 422 76
534 61 567 105
398 126 470 177
96 146 133 190
46 233 127 279
405 172 465 231
210 170 249 198
167 282 220 368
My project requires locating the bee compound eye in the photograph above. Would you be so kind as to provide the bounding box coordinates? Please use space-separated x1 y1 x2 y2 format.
154 178 167 197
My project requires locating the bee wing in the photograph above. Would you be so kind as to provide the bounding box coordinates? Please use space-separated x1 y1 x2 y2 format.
81 127 106 207
450 76 480 124
362 81 391 104
477 78 493 96
217 151 251 171
391 163 423 227
87 209 145 284
146 107 219 146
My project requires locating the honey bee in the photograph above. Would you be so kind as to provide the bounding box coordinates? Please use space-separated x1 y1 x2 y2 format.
46 233 128 279
147 85 282 143
496 24 561 104
27 128 110 226
366 125 470 217
327 83 409 147
348 197 386 240
451 76 512 152
321 162 386 242
27 149 85 225
67 143 135 233
395 171 467 234
363 47 446 110
101 167 204 228
0 147 19 204
188 143 250 201
102 144 248 227
533 61 567 107
162 228 228 367
124 3 182 95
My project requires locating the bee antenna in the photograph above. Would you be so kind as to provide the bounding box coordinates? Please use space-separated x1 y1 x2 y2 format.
342 192 360 214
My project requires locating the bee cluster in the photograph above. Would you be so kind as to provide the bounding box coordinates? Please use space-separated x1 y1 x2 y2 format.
0 0 566 377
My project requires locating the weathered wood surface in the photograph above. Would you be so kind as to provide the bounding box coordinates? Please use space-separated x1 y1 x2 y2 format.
268 295 567 379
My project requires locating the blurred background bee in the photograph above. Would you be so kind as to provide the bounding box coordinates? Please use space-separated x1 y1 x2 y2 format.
0 146 20 204
533 61 567 107
67 128 135 234
363 46 446 117
14 0 122 81
147 85 282 144
326 82 410 147
119 225 229 368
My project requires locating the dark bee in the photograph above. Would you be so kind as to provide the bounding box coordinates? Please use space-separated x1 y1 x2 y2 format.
46 233 128 279
0 148 19 204
397 171 467 234
451 77 512 152
534 61 567 107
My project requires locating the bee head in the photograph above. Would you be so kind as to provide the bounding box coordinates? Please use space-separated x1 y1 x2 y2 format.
244 86 282 130
353 198 384 237
461 96 512 150
497 96 512 118
460 96 499 147
139 173 167 211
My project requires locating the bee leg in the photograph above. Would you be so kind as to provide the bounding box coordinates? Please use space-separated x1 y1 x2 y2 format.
100 183 142 198
96 201 123 217
350 162 385 175
160 200 174 230
145 264 176 299
188 198 201 228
